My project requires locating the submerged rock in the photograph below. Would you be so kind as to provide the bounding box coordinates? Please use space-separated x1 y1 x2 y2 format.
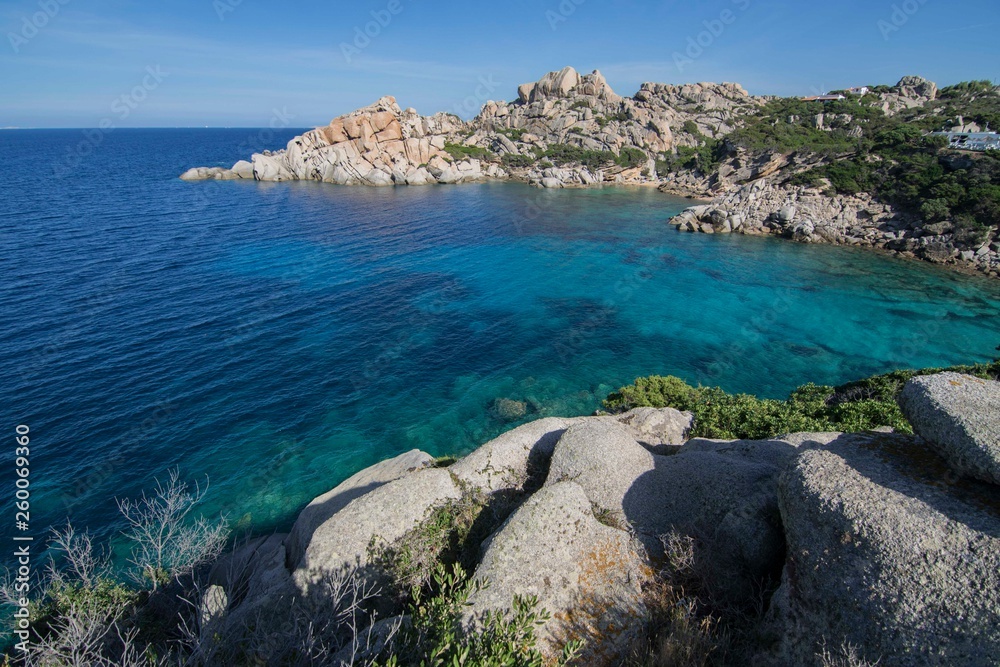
489 397 529 422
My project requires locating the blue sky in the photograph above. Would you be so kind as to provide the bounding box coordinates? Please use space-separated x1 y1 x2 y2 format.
1 0 998 128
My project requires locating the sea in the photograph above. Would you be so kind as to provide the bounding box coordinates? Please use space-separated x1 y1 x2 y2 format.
2 128 999 550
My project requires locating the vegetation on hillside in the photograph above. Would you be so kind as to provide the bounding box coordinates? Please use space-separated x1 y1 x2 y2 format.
443 142 495 162
603 359 1000 440
669 82 1000 239
537 143 647 170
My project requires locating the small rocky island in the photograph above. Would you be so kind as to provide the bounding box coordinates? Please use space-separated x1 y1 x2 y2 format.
189 371 999 666
181 67 1000 278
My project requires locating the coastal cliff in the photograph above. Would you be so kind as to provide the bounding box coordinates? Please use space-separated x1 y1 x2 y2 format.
179 67 1000 277
180 65 762 190
188 367 1000 666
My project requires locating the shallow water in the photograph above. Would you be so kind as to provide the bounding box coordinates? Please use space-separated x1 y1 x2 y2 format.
2 129 999 544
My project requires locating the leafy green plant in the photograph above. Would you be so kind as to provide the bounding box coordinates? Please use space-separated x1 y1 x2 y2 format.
444 143 495 162
378 563 583 667
371 489 493 597
540 143 617 169
502 154 536 169
616 147 648 169
603 360 1000 440
682 120 702 137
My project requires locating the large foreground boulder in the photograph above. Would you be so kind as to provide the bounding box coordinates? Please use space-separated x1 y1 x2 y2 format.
643 438 799 594
614 407 693 449
544 419 798 601
450 417 575 493
898 372 1000 485
292 468 461 593
771 432 1000 666
467 482 649 666
286 449 434 568
545 419 655 522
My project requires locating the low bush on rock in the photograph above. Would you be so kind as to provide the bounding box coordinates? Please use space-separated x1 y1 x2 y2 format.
443 143 495 162
616 147 648 169
540 143 617 170
378 563 583 667
604 360 1000 439
1 471 228 666
369 488 492 596
501 154 536 169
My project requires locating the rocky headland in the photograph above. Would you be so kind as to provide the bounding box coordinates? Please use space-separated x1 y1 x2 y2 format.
190 370 1000 666
180 67 1000 277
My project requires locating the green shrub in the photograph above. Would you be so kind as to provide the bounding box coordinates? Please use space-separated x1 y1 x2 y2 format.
444 142 495 161
604 376 698 412
502 154 536 169
378 563 583 667
603 360 1000 440
371 489 491 596
662 140 726 175
541 143 617 169
616 146 648 169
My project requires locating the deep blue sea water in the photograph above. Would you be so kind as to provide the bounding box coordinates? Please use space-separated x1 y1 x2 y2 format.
2 128 999 548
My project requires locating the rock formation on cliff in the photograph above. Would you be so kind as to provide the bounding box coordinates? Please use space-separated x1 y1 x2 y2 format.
179 68 998 277
180 66 763 190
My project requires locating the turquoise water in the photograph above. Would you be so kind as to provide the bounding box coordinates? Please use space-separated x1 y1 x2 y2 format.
2 130 999 545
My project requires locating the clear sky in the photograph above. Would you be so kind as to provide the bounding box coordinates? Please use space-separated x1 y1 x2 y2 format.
2 0 998 128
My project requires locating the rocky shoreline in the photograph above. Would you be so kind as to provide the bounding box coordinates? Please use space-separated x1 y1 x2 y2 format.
179 66 998 278
669 180 1000 278
199 371 1000 665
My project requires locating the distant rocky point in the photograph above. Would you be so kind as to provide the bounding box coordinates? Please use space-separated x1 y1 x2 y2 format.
180 65 761 189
